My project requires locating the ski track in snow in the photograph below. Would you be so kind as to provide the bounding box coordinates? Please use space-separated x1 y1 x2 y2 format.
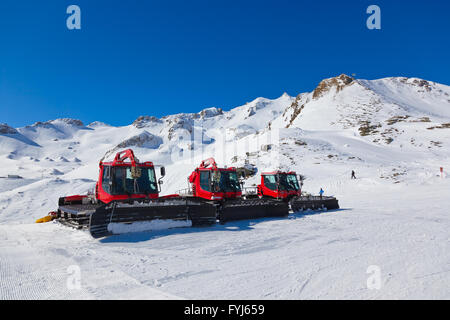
0 224 184 300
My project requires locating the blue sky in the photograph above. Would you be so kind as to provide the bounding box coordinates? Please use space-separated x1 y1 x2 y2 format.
0 0 449 127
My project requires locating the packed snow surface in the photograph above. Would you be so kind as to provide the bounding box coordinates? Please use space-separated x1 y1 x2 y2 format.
0 75 449 299
0 180 448 299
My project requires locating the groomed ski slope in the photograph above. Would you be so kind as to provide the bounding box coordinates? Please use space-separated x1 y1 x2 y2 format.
0 175 449 300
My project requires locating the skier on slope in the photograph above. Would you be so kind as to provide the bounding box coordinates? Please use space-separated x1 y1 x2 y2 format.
351 170 356 179
319 188 324 199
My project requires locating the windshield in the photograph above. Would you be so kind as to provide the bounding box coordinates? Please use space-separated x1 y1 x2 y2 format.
112 166 158 195
264 173 299 191
211 170 241 192
278 174 299 191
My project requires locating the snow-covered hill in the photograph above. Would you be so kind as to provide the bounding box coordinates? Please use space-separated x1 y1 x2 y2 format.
1 75 449 299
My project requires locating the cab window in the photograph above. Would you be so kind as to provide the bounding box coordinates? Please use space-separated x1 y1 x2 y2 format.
264 175 277 190
102 166 111 194
200 171 211 191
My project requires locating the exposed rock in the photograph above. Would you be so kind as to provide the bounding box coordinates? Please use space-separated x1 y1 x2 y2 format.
430 141 443 148
166 118 193 140
294 139 307 146
54 118 84 127
132 116 162 128
245 100 270 119
427 123 450 130
116 131 162 149
312 74 354 99
198 107 223 119
409 117 431 123
285 95 305 128
28 118 84 129
0 123 18 134
358 121 382 136
103 131 163 160
411 78 433 92
385 115 410 125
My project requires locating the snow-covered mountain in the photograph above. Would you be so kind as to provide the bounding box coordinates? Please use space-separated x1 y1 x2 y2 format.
1 74 450 300
1 74 449 201
1 75 449 185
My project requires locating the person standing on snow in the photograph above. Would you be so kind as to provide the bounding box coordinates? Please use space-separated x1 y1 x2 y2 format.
319 188 324 199
351 170 356 179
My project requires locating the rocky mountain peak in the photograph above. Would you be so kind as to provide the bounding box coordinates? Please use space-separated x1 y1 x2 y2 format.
29 118 84 128
312 74 355 99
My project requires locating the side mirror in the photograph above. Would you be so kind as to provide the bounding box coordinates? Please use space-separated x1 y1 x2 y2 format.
160 166 166 177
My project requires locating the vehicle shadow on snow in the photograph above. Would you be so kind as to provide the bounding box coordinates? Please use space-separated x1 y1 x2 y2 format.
100 216 285 244
99 209 349 244
292 208 350 217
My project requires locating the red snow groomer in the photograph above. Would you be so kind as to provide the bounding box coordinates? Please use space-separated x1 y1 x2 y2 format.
185 158 289 222
41 149 216 238
258 170 302 200
257 171 339 212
